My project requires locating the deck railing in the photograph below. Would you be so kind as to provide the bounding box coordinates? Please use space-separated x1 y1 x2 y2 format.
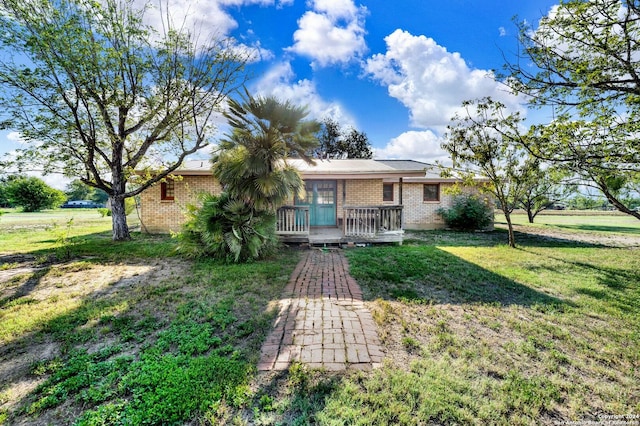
276 206 310 235
343 205 403 237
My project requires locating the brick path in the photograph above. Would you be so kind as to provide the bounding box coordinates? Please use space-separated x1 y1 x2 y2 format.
258 249 384 371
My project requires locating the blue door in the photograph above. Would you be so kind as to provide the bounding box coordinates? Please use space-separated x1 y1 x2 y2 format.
297 180 336 226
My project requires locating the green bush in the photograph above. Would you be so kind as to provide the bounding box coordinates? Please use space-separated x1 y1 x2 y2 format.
96 198 136 217
437 195 493 231
177 192 279 262
4 176 66 212
125 197 137 215
97 208 110 217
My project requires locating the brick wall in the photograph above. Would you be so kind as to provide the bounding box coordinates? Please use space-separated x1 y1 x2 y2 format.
402 182 493 230
402 182 451 230
139 175 492 233
344 179 382 206
139 175 221 233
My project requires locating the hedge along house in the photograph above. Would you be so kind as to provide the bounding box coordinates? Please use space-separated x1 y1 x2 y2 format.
139 159 486 244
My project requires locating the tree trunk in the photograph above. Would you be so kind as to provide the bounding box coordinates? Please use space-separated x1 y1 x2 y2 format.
527 209 535 224
504 211 516 248
110 195 131 241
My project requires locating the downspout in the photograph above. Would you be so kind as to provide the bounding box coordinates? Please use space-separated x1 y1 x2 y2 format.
342 179 346 230
399 177 404 232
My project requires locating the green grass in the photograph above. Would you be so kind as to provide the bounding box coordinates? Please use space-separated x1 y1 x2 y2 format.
323 233 640 424
0 210 300 425
1 210 639 424
0 208 178 261
500 212 640 235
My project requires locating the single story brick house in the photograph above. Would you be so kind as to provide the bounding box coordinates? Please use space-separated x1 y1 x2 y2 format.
139 159 489 244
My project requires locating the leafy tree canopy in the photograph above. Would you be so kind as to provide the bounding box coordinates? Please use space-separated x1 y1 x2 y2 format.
0 0 249 239
443 98 540 248
314 118 373 159
505 0 640 219
5 176 66 212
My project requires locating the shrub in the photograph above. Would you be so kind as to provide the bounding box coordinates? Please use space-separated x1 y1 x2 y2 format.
4 176 66 212
437 195 493 231
97 198 136 217
97 208 110 217
125 197 137 215
177 192 279 262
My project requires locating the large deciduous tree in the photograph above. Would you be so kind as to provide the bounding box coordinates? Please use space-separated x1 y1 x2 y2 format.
0 0 249 240
505 0 640 219
443 98 532 248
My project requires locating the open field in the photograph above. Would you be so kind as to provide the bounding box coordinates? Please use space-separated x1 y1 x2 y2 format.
501 211 640 236
1 211 638 424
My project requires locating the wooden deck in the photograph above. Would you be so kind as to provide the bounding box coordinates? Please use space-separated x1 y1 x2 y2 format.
276 205 404 245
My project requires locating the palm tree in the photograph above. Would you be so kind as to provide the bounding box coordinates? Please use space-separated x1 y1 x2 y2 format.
212 91 320 211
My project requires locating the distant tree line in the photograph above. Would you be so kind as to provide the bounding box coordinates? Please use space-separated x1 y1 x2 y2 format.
0 176 108 211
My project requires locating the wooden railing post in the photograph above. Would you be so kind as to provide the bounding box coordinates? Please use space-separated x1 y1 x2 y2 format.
276 206 310 235
343 205 403 237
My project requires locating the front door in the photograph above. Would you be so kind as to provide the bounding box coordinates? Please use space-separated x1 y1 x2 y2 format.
297 180 336 226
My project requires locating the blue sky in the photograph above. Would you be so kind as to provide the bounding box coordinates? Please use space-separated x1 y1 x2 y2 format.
0 0 559 188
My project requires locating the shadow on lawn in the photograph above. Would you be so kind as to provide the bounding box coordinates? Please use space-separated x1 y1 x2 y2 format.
0 261 166 423
518 248 640 314
404 228 609 249
0 251 291 425
346 244 571 308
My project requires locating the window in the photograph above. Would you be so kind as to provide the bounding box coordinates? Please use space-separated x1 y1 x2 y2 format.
161 179 175 201
423 184 440 202
383 183 394 202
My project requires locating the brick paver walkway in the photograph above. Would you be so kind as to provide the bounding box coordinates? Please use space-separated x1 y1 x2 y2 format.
258 249 384 371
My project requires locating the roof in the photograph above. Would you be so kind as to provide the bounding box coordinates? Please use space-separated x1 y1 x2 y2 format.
375 159 433 171
171 158 431 179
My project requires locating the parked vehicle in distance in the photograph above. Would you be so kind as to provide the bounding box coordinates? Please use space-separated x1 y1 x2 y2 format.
61 200 104 208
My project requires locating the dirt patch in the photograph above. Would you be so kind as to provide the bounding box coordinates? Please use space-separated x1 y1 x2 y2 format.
0 257 191 422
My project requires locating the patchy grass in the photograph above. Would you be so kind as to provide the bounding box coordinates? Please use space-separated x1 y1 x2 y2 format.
325 232 640 424
2 211 639 424
0 210 300 425
0 252 300 424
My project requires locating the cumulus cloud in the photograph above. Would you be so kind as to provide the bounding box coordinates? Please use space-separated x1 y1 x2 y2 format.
499 26 507 36
373 130 451 165
364 29 523 131
253 61 357 125
287 0 368 67
140 0 287 43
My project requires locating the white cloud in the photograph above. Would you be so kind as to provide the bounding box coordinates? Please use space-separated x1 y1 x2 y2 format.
499 26 507 36
365 29 523 131
287 0 367 67
374 130 450 165
253 61 356 125
7 131 25 144
140 0 288 42
312 0 358 19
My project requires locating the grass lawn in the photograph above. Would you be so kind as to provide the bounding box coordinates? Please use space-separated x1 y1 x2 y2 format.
1 210 638 424
498 211 640 235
